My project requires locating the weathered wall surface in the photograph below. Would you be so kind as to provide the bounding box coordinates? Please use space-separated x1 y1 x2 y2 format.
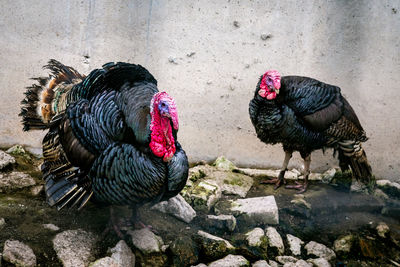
0 0 399 181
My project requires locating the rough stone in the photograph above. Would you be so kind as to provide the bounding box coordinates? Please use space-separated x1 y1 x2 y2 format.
307 258 332 267
283 260 312 267
290 197 311 210
0 172 36 191
90 257 118 267
53 229 97 267
30 185 43 196
183 180 222 212
276 256 298 264
286 234 304 256
151 194 196 223
305 241 336 261
191 264 207 267
208 254 249 267
6 145 26 155
376 179 400 199
246 227 265 247
197 230 235 260
252 260 272 267
206 214 237 232
321 168 337 184
129 227 164 254
350 180 368 193
110 240 135 267
376 222 390 238
0 150 15 170
2 240 37 267
214 156 236 171
220 172 254 198
266 227 284 255
169 236 199 267
268 260 279 267
237 168 298 180
229 196 279 225
333 235 354 254
43 223 60 231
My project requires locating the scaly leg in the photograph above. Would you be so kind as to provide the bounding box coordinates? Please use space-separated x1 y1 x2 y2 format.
286 153 311 193
261 150 292 189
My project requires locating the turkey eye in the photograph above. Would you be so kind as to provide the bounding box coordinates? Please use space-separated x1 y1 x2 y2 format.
161 103 166 107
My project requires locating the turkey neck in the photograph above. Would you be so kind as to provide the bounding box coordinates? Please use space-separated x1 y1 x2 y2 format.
149 106 176 161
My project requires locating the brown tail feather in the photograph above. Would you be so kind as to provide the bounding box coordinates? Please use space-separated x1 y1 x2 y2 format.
338 141 374 186
20 59 84 131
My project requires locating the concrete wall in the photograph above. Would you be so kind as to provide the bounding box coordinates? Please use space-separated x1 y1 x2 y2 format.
0 0 399 181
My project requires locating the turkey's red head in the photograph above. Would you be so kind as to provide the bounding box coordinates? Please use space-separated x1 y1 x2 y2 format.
149 92 179 162
259 70 281 100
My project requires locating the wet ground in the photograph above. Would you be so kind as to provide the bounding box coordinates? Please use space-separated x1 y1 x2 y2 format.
0 151 399 266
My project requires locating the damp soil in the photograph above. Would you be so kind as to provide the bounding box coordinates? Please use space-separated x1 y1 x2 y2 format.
1 153 399 266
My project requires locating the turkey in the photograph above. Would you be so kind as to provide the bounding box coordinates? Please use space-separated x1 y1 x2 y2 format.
20 60 189 230
249 70 373 193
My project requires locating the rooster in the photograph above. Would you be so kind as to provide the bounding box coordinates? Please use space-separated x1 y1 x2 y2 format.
20 60 189 231
249 70 373 193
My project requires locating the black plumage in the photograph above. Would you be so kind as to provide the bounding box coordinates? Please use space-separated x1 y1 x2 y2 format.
249 73 373 192
20 60 189 213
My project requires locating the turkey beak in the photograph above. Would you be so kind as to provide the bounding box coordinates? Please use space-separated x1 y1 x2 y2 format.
273 80 281 94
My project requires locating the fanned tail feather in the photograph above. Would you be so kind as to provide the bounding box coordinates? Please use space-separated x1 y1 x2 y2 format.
19 59 84 131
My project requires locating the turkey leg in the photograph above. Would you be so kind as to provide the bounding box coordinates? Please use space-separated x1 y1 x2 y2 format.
286 154 311 193
261 150 292 189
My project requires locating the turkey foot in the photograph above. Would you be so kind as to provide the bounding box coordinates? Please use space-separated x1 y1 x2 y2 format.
285 180 308 194
260 170 286 189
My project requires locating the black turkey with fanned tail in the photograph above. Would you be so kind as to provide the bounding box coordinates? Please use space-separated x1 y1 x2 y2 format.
249 70 373 193
20 60 188 231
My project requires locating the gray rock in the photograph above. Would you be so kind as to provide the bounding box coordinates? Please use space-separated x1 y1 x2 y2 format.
3 240 37 267
191 264 207 267
109 240 135 267
376 222 390 238
129 228 164 254
208 254 249 267
268 261 279 267
90 257 118 267
197 230 235 260
0 150 15 170
169 236 198 266
276 256 298 264
220 172 254 198
246 227 265 246
350 180 368 193
305 241 336 261
252 260 271 267
283 260 312 267
307 258 332 267
377 179 400 198
290 196 311 210
43 223 60 231
333 235 354 254
30 185 43 196
214 156 236 171
206 214 237 232
6 145 26 155
53 229 97 267
229 196 279 225
0 218 5 230
151 194 196 223
183 180 222 212
266 227 284 255
321 168 337 184
286 234 304 256
0 172 36 191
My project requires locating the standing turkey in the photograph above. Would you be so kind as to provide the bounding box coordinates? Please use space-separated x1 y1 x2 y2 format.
20 60 188 231
249 70 373 193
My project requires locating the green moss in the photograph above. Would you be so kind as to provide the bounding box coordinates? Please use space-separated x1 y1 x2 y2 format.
189 169 206 183
223 173 244 186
